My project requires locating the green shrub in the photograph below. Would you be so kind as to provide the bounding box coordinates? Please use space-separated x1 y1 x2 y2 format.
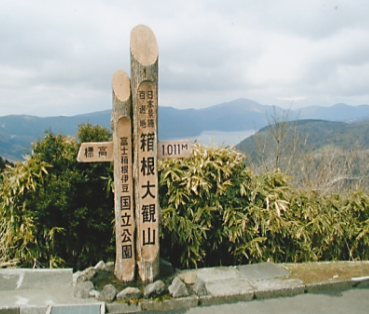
0 124 115 269
2 135 369 271
159 143 254 268
159 143 369 269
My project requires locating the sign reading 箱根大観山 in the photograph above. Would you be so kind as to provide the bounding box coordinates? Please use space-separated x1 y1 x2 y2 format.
136 81 159 278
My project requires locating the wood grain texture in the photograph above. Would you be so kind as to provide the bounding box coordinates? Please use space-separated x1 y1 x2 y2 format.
112 70 135 282
130 25 159 283
130 25 158 66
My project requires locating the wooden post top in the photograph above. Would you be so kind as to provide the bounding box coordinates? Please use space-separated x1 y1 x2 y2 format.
112 70 131 102
130 25 158 66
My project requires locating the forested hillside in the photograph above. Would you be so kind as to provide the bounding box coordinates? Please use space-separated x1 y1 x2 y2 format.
237 119 369 194
237 119 369 157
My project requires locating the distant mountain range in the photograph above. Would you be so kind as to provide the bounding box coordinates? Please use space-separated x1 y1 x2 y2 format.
1 98 369 161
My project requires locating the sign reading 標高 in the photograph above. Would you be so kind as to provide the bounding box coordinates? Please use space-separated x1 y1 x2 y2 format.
76 25 192 283
77 142 113 162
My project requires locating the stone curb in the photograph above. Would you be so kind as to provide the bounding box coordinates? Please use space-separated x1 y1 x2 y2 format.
141 296 198 312
2 276 369 313
199 292 254 306
106 302 141 314
352 276 369 288
0 306 48 314
305 279 355 293
102 277 369 313
254 285 305 300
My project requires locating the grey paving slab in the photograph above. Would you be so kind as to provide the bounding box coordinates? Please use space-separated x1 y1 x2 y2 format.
49 303 103 314
195 267 239 283
0 287 99 308
205 278 254 296
237 263 291 283
0 269 73 291
0 268 97 309
0 273 19 290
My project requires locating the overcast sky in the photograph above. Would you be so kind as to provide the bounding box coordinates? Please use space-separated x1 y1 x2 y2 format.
1 0 368 117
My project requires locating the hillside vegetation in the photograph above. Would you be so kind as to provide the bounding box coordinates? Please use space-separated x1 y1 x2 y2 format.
237 119 369 194
238 119 369 155
2 123 369 270
0 124 114 269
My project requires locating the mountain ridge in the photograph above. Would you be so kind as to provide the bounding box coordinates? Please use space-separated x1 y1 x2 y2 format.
1 98 369 161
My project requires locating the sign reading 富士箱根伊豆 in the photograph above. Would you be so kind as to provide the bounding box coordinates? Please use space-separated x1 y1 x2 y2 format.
112 70 136 283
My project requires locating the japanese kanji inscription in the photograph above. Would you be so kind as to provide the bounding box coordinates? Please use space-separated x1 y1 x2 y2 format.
137 81 159 262
77 25 191 283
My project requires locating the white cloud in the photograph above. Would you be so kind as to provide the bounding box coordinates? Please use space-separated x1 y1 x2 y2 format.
0 0 368 116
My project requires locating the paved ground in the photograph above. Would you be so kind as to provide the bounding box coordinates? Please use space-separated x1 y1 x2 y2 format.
145 288 369 314
1 262 369 313
0 268 102 313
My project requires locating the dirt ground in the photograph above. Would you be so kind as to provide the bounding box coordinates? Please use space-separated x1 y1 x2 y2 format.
282 261 369 284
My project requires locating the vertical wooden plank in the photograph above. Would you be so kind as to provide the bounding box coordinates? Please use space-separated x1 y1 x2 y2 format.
130 25 159 282
112 69 135 282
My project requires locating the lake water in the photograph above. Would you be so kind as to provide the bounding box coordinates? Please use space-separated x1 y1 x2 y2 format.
187 130 256 147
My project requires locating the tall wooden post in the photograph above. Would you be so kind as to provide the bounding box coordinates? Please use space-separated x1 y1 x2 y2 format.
112 70 135 282
130 25 159 282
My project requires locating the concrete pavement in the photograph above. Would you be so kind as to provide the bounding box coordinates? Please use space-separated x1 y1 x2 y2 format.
1 262 369 313
145 288 369 314
0 268 103 314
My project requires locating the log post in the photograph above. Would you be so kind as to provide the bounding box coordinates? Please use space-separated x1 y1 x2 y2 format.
112 69 135 282
130 25 159 282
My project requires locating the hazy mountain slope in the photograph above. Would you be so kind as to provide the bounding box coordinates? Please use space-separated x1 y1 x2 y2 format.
1 99 369 161
236 119 369 161
0 99 276 160
0 111 113 160
298 103 369 122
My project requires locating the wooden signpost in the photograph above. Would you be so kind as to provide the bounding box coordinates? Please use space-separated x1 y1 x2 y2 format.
77 142 113 162
77 139 191 163
131 25 160 283
112 70 135 282
77 25 191 283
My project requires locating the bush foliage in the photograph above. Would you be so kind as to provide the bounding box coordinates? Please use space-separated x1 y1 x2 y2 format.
159 143 369 269
1 128 369 270
0 124 114 269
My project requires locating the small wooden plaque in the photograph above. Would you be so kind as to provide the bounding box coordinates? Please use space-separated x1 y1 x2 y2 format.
158 140 192 159
77 142 114 162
